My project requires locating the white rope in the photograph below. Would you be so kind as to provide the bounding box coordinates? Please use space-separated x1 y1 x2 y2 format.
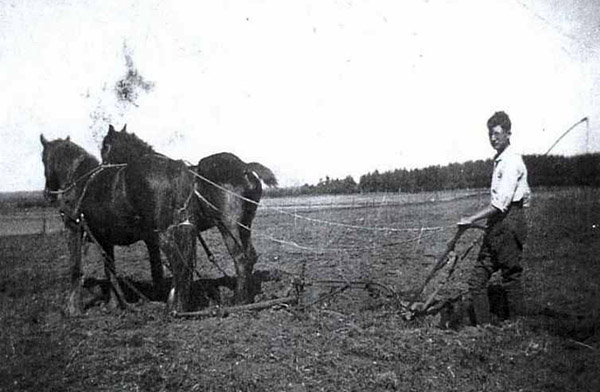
48 163 127 195
191 187 448 253
252 228 444 253
194 190 220 212
189 169 446 233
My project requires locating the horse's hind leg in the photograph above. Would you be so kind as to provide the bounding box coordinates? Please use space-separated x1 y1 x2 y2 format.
145 237 165 296
197 232 216 263
240 204 259 265
217 222 255 304
66 228 84 316
239 226 258 299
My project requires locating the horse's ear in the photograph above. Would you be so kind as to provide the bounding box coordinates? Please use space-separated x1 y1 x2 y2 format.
108 124 116 135
121 124 127 133
40 134 48 146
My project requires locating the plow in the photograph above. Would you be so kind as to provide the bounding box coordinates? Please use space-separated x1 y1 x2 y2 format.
170 224 486 321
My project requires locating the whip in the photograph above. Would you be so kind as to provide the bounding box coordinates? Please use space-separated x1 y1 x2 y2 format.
543 117 589 156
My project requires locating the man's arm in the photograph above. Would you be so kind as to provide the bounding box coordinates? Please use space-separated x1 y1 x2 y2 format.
458 204 499 227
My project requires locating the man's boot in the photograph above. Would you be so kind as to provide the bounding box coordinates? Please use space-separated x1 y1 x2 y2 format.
472 292 492 325
504 281 525 318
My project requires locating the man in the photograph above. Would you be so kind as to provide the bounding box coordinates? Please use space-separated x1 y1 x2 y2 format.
458 111 531 325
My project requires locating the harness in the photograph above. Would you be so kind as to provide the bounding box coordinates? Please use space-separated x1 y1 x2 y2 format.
51 159 126 225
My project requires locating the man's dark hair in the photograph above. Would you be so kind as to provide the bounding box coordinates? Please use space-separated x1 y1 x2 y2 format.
487 111 511 132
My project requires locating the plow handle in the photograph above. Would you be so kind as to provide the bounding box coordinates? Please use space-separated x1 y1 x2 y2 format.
415 224 484 296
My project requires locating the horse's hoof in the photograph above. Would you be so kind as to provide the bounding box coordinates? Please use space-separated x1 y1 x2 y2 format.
107 295 121 311
67 304 84 317
167 287 176 309
234 294 254 306
67 293 84 316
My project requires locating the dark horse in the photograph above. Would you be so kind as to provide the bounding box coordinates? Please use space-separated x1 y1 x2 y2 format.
40 134 196 315
101 125 278 304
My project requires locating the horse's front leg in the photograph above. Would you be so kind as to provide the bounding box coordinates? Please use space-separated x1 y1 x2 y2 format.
66 227 84 316
160 224 196 312
145 236 165 297
102 245 129 310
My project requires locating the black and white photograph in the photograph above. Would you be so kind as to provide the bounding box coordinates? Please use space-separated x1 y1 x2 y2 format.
1 1 599 390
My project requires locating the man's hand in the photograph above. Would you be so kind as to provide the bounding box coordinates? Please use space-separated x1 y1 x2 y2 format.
457 217 473 227
457 205 499 228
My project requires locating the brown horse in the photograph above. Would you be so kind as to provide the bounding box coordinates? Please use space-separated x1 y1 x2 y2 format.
40 134 196 314
101 125 278 304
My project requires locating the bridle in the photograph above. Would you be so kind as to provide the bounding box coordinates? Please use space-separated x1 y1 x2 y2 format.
46 154 96 197
46 156 127 197
46 153 126 224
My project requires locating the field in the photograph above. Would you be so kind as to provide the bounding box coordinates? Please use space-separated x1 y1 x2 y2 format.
1 187 599 391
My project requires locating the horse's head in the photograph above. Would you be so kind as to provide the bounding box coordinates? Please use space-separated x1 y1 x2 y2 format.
40 134 97 202
40 134 70 201
101 124 155 164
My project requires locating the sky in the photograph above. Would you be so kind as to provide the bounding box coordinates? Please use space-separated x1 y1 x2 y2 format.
1 0 599 192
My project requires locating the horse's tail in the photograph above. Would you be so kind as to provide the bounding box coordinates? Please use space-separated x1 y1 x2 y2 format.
246 162 278 187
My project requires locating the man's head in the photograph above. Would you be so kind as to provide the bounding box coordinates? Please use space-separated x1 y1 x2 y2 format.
487 111 511 153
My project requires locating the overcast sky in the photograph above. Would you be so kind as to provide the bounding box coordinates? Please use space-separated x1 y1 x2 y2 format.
1 0 599 192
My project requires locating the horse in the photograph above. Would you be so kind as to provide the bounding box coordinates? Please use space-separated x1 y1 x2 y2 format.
40 134 197 314
101 124 278 304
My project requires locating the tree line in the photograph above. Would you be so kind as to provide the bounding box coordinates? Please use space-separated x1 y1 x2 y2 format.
266 153 600 197
5 154 596 205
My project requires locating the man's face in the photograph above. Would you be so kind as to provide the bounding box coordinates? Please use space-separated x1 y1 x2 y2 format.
488 125 510 152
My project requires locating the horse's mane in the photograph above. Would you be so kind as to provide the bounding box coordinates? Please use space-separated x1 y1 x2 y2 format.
104 127 158 164
115 131 156 155
58 138 98 164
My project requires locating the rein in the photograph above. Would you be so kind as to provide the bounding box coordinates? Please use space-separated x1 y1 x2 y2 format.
48 162 127 196
54 160 127 224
